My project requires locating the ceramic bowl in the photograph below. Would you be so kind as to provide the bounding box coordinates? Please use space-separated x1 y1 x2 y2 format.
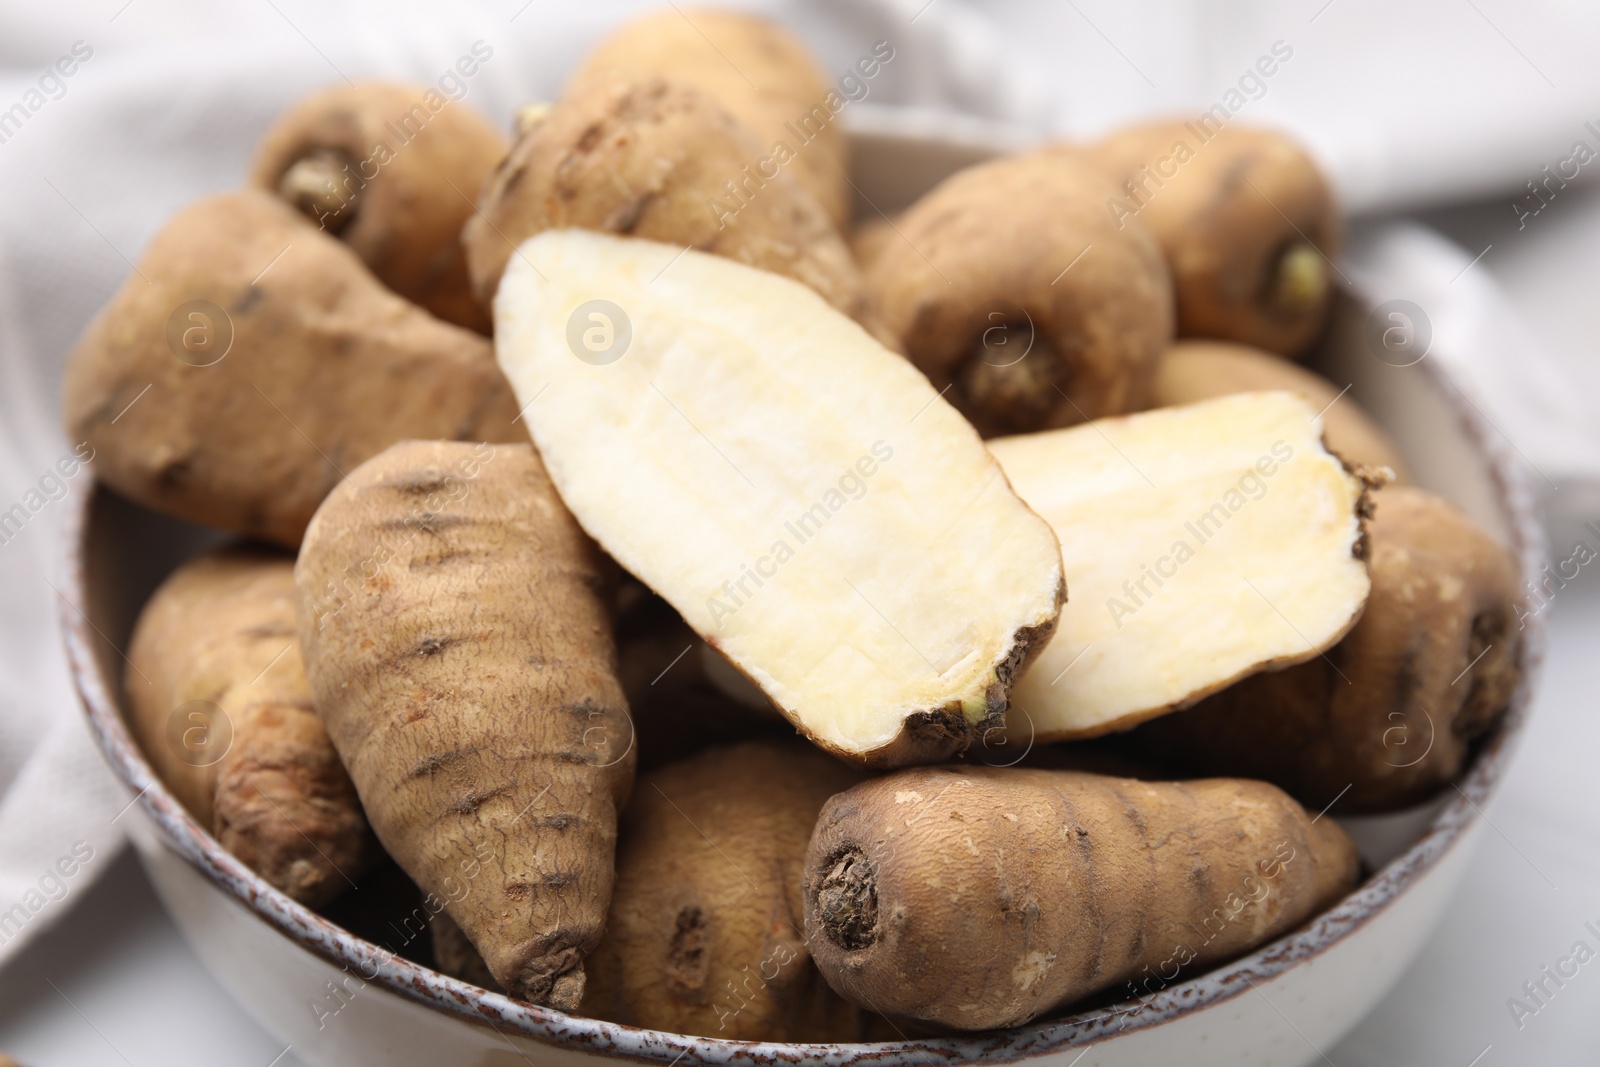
61 111 1545 1067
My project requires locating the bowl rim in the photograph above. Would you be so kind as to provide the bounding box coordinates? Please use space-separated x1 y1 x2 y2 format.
58 240 1548 1067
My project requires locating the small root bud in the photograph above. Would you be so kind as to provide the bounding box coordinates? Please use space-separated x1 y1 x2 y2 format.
278 151 358 232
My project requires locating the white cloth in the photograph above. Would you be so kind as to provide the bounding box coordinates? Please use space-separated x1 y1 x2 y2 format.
979 0 1600 214
1344 220 1600 537
1 0 1598 968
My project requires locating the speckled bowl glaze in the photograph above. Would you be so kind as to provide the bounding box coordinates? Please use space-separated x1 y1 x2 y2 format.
62 112 1545 1067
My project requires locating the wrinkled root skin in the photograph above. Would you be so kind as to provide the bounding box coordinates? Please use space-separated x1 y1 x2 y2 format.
295 441 635 1010
580 742 880 1042
956 335 1069 438
61 190 522 548
566 6 852 227
463 78 865 322
125 547 374 908
803 765 1359 1031
815 847 878 951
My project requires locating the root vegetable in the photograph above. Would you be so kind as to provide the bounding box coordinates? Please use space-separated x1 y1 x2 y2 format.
581 741 879 1041
988 392 1374 740
863 151 1173 437
569 7 851 227
1152 340 1409 480
250 81 510 333
803 765 1360 1030
1129 486 1523 812
1079 121 1340 357
126 547 371 907
61 190 522 548
294 440 635 1009
463 78 865 323
494 230 1065 768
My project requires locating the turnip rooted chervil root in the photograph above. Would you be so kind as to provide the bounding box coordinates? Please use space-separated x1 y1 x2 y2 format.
803 765 1360 1031
494 230 1065 768
989 392 1375 741
295 441 635 1010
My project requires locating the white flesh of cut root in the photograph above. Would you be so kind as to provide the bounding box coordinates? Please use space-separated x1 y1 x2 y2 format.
988 392 1373 741
494 230 1065 767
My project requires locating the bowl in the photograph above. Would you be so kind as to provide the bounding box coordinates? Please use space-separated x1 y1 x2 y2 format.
61 112 1546 1067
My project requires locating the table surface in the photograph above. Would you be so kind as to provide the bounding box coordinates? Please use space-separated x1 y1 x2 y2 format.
4 195 1600 1066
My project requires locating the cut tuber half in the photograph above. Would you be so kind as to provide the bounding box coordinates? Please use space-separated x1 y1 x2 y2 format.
988 392 1374 740
495 230 1065 767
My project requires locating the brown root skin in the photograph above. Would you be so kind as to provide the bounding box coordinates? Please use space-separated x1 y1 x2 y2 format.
580 741 880 1042
863 706 993 771
295 441 635 1009
125 547 373 909
60 189 522 548
864 150 1173 436
1345 461 1390 564
803 765 1359 1031
1077 121 1340 358
464 78 865 323
1128 485 1522 813
568 7 851 228
1150 340 1410 481
250 81 509 333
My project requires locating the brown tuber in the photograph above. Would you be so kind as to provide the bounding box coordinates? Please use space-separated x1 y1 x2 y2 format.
463 78 866 323
1080 121 1340 358
61 190 522 548
295 440 635 1009
863 151 1174 436
568 7 852 227
581 741 882 1041
250 81 510 333
126 547 372 907
804 765 1359 1031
